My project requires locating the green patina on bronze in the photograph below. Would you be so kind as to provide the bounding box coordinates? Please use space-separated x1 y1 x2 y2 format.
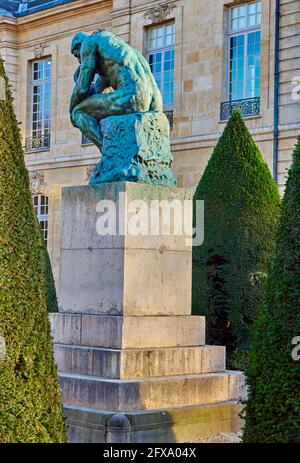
70 30 176 186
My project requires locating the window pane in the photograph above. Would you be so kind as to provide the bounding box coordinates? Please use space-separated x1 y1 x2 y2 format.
32 195 48 241
249 3 256 15
231 5 246 30
228 3 261 101
165 33 173 46
248 14 256 26
230 1 261 31
148 24 175 110
31 59 52 141
33 195 48 243
246 31 261 97
230 34 245 100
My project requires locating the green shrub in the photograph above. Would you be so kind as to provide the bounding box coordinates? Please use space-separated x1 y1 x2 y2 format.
192 111 281 367
44 245 58 313
243 136 300 443
0 57 66 442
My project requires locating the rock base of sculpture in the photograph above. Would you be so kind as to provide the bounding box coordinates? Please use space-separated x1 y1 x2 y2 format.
90 112 176 187
50 183 245 443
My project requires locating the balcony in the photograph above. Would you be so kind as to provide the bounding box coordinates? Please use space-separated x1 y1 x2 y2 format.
220 97 260 121
25 134 51 153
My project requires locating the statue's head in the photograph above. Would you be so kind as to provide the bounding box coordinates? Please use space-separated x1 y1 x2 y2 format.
71 32 87 62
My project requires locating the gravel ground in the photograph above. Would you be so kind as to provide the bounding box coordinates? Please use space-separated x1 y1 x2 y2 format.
195 432 242 443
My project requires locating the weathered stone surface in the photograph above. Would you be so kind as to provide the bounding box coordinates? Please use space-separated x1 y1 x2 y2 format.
59 248 191 316
64 401 243 443
51 181 245 442
60 183 192 316
128 401 244 444
63 401 243 444
90 112 176 187
61 182 192 251
106 414 131 443
59 371 246 411
54 345 225 379
50 313 206 349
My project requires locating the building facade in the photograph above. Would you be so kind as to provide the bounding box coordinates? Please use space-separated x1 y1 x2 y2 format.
0 0 299 291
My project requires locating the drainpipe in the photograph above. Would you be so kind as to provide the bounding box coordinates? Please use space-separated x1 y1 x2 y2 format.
273 0 280 182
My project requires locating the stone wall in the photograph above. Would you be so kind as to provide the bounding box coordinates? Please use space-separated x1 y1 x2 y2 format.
278 0 300 191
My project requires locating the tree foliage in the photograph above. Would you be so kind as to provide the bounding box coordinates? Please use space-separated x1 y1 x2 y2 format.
0 57 66 442
192 111 281 367
243 136 300 443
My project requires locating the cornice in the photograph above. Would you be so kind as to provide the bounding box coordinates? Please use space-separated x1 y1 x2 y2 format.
0 17 17 29
0 40 18 50
16 19 112 51
2 0 112 32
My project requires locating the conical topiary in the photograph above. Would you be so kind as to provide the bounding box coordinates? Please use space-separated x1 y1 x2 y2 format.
192 111 281 368
44 245 59 314
243 136 300 443
0 57 66 442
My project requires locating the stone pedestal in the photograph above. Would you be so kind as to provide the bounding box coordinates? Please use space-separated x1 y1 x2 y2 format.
90 112 176 187
50 182 245 443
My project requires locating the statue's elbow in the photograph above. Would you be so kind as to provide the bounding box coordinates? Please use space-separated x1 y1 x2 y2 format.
77 88 88 99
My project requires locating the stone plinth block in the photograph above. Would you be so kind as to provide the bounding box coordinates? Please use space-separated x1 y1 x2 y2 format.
50 313 206 349
90 112 176 187
60 182 193 316
64 401 244 443
59 371 246 412
54 345 226 380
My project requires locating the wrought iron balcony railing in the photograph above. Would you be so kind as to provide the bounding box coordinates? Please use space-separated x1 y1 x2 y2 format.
165 109 174 130
220 97 260 121
81 110 174 146
25 134 51 153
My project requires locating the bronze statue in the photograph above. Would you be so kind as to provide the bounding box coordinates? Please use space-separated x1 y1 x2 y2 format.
70 30 176 186
70 30 162 150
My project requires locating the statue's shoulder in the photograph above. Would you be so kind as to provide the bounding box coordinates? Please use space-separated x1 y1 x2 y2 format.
91 30 144 65
93 30 130 52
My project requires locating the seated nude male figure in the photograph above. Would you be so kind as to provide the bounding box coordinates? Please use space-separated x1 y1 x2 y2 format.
70 30 163 150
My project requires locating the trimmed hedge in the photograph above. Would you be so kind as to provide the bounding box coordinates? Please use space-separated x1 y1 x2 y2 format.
0 58 66 442
44 246 59 314
192 111 281 367
243 136 300 443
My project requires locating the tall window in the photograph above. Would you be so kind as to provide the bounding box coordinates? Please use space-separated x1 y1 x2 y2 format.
228 1 261 101
147 23 175 111
31 58 52 149
33 195 48 244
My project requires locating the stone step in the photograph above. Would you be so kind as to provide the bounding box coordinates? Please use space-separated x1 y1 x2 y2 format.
50 313 205 349
64 401 244 443
54 344 226 379
59 371 246 412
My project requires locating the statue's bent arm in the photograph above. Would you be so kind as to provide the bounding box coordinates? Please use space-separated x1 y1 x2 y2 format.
73 66 81 83
70 45 97 111
92 74 110 95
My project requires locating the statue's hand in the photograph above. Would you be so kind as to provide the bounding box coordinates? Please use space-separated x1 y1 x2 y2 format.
92 74 109 94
